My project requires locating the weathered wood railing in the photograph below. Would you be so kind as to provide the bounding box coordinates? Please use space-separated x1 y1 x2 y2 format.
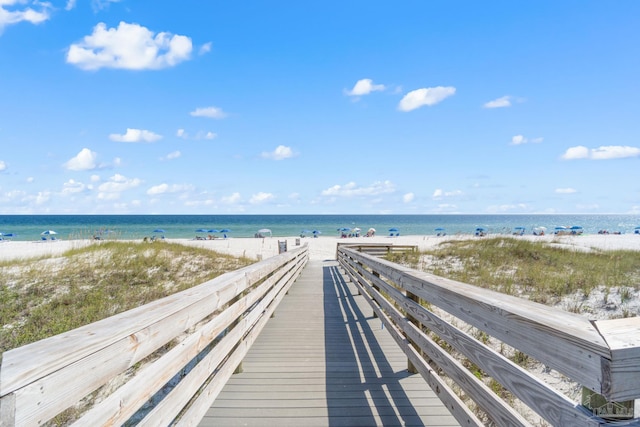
338 245 640 427
0 245 308 426
336 242 417 258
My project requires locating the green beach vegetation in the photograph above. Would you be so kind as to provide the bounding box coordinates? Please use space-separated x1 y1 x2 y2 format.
387 236 640 312
0 241 254 359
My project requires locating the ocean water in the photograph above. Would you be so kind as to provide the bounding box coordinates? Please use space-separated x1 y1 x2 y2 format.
0 214 639 241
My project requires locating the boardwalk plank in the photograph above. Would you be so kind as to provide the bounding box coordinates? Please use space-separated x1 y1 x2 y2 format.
200 260 459 427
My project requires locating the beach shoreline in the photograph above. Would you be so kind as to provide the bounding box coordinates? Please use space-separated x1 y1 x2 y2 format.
2 233 640 262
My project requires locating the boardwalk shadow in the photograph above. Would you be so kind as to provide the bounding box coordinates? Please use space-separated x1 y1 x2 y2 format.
323 263 423 426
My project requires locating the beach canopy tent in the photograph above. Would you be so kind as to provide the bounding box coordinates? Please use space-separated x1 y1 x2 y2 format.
152 229 166 239
635 226 640 234
256 228 272 237
41 230 58 241
570 225 584 235
554 226 569 235
513 226 526 235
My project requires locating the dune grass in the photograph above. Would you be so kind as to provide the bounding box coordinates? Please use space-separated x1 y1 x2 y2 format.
386 237 640 305
0 241 254 357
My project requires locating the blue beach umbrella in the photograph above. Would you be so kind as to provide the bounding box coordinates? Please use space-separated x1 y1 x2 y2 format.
389 227 399 232
195 228 208 233
220 229 231 233
41 230 57 235
435 227 445 231
312 230 321 235
207 229 219 233
153 229 166 234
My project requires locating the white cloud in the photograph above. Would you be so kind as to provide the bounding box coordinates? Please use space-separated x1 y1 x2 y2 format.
26 176 34 183
66 22 193 71
176 129 218 140
403 192 415 203
222 192 241 204
511 135 543 145
146 183 193 195
432 188 463 199
109 128 162 143
561 145 640 160
261 145 294 160
97 174 141 194
62 179 87 195
0 160 6 171
90 174 101 182
190 106 227 119
483 96 512 109
91 0 121 11
64 148 98 171
199 42 212 55
555 188 577 194
35 191 51 205
321 181 395 197
65 0 76 11
249 192 274 204
164 151 181 160
346 78 385 96
0 1 51 33
398 86 456 112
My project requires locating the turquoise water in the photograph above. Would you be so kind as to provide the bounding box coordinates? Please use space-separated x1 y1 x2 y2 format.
0 214 639 241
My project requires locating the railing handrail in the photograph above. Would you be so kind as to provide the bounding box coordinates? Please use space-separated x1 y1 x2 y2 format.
338 245 640 427
0 245 308 426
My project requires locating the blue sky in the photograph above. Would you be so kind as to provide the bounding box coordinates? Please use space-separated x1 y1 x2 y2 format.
1 1 639 215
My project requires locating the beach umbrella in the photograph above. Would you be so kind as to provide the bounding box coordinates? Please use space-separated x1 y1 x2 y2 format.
41 230 57 235
435 227 445 231
258 228 271 233
338 227 350 232
368 228 376 233
153 229 165 234
389 227 399 232
195 228 208 233
220 229 231 233
312 230 321 235
570 225 583 230
207 229 219 233
301 229 311 234
352 227 361 232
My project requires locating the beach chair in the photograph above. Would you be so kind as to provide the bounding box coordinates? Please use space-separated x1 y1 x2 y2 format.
41 236 47 241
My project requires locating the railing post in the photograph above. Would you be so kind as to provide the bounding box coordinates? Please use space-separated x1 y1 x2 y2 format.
406 291 422 374
371 271 380 318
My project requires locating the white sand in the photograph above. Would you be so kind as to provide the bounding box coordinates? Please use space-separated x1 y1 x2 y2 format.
1 233 639 262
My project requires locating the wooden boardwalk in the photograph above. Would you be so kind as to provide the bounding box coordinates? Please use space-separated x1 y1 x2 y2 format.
200 260 460 427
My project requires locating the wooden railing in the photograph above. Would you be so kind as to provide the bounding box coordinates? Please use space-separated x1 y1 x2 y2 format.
337 245 640 427
0 245 308 426
336 242 417 258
